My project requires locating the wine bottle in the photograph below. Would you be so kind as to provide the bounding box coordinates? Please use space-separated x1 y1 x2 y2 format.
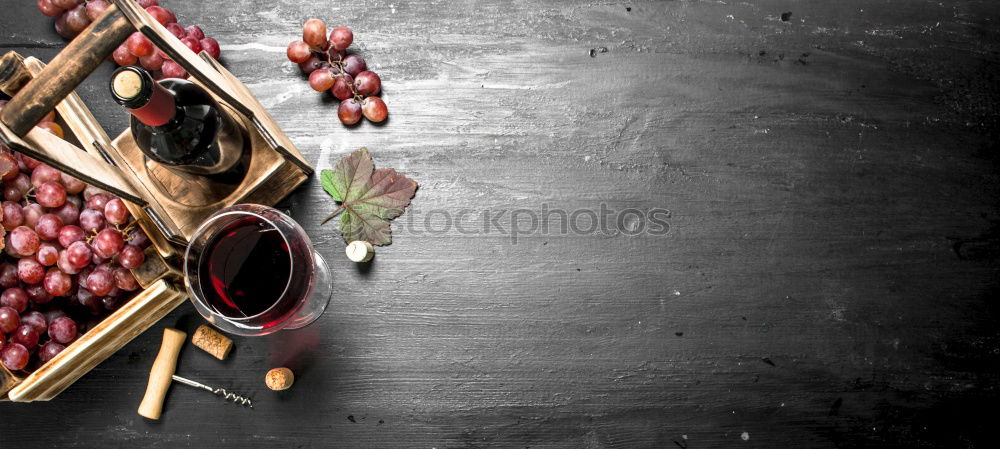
109 66 248 183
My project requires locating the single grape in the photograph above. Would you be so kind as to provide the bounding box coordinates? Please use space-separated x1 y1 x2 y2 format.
85 193 110 211
52 201 80 225
354 70 381 96
118 244 145 269
0 263 18 288
57 249 80 275
104 198 130 225
302 19 327 49
0 305 20 333
287 40 311 63
12 325 39 351
65 4 92 33
2 201 24 230
114 267 139 291
20 154 42 170
60 172 86 194
2 343 29 371
82 185 107 200
338 98 363 125
48 316 78 344
66 240 92 269
93 228 125 259
113 43 138 66
86 269 113 296
127 32 154 57
362 96 389 122
161 60 188 79
298 54 326 75
138 52 165 71
309 68 336 91
329 26 353 51
0 152 18 180
44 267 72 297
331 73 355 100
179 36 202 54
341 54 367 77
84 0 110 21
38 0 64 17
4 173 30 201
36 243 59 266
36 214 64 240
57 225 86 248
54 12 77 40
184 25 205 40
78 208 105 233
38 341 66 363
200 38 221 59
145 6 175 25
10 225 41 256
31 164 62 187
21 310 48 334
127 227 151 248
22 203 44 228
1 287 28 312
25 283 53 305
51 0 79 9
36 121 64 138
165 22 186 39
18 257 45 285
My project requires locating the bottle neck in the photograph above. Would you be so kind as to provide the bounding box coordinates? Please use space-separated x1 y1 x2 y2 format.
127 81 177 127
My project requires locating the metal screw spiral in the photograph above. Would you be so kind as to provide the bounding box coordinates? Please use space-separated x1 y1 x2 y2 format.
213 388 253 408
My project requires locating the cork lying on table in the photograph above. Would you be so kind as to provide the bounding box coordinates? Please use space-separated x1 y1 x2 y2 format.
266 367 294 391
191 325 233 360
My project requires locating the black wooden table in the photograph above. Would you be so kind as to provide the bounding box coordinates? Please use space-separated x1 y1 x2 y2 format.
2 1 1000 447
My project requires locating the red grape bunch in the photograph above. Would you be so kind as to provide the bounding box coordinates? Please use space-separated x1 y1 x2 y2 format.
35 0 221 80
286 19 388 125
0 100 149 374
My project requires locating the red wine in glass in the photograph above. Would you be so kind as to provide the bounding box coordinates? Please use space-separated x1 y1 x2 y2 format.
185 205 332 336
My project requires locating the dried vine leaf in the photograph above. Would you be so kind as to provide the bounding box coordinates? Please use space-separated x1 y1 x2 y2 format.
320 148 417 245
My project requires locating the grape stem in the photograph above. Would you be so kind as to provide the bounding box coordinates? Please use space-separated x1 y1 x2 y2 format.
322 49 362 100
321 205 345 225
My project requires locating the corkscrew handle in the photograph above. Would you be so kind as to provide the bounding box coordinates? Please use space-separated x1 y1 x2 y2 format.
0 4 133 137
138 328 187 420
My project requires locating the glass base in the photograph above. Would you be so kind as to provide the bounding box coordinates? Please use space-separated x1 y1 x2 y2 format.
283 250 332 330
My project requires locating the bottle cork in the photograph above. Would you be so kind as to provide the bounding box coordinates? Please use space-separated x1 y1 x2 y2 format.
266 367 294 391
345 240 374 262
191 324 233 360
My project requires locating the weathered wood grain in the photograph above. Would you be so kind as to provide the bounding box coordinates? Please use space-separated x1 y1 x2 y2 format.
2 0 1000 447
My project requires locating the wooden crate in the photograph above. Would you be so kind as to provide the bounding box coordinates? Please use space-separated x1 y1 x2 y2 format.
0 0 312 401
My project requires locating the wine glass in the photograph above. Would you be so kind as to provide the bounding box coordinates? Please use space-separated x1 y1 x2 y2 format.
183 204 332 336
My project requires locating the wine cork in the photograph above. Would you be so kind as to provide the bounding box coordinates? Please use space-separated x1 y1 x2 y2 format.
111 69 142 99
345 240 374 262
191 324 233 360
265 367 294 391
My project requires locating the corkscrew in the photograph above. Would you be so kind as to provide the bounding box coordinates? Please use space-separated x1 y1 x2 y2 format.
171 374 254 408
138 328 253 420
